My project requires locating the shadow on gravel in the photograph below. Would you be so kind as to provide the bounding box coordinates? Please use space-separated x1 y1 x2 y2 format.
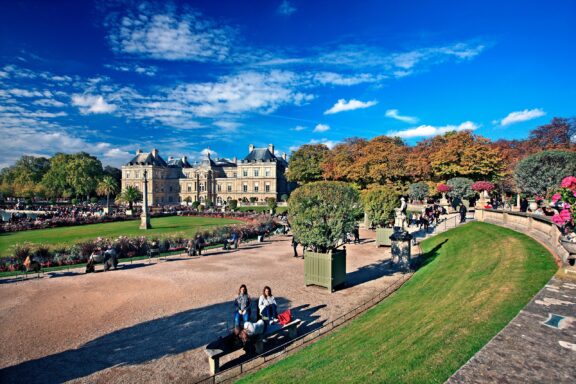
0 297 293 384
345 259 401 288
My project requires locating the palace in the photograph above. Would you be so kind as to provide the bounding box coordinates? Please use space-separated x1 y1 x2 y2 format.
121 144 292 206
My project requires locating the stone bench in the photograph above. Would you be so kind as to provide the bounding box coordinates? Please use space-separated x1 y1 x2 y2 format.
204 319 301 375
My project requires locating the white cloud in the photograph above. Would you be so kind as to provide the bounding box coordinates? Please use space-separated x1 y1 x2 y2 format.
33 98 66 107
291 125 306 131
106 2 237 62
324 99 377 115
201 148 217 157
314 123 330 132
72 94 117 114
278 0 297 15
309 138 338 149
106 63 158 76
388 121 479 138
385 109 419 124
213 121 242 132
495 108 546 126
8 88 44 98
312 72 386 86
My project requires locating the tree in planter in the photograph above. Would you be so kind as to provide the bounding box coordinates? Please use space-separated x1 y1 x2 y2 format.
408 182 429 202
96 176 119 212
362 186 399 227
514 150 576 196
280 194 289 203
249 196 258 204
229 199 238 210
266 197 278 213
447 177 474 201
288 181 362 253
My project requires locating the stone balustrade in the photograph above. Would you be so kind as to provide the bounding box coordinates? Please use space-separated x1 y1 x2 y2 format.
475 209 571 266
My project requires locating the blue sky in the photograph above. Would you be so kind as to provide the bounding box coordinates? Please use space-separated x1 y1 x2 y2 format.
1 0 575 168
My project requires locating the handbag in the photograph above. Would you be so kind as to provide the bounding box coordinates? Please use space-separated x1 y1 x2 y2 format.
278 309 292 325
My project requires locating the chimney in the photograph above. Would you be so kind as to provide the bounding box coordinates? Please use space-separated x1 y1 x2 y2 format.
136 149 143 155
233 156 237 163
248 144 254 153
282 153 287 160
268 144 275 154
151 148 159 158
182 156 187 162
168 156 174 161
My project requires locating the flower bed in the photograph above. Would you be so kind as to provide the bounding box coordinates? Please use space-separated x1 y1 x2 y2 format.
0 215 276 273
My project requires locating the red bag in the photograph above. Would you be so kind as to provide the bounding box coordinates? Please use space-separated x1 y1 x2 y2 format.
278 309 292 325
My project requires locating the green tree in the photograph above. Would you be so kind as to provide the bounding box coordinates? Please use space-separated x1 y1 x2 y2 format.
288 181 362 252
447 177 475 199
514 150 576 195
229 199 238 210
66 152 104 199
287 144 329 184
96 176 119 211
41 153 70 198
183 196 192 205
362 186 399 227
266 197 278 213
408 182 429 202
120 186 142 210
280 193 289 202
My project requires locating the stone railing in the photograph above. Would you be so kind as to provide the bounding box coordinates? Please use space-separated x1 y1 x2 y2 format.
475 209 571 266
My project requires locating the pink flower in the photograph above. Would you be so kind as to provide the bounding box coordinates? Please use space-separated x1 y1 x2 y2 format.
552 193 562 203
552 214 568 226
437 184 451 193
559 209 572 221
472 181 495 192
561 176 576 190
563 202 571 209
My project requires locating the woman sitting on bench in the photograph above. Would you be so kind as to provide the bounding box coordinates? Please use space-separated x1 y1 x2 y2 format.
234 284 251 327
258 286 278 324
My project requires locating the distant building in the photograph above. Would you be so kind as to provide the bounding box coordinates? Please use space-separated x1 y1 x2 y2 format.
121 144 292 206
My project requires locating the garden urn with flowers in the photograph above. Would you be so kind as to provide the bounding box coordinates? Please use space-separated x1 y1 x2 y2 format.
551 176 576 263
472 181 495 209
437 184 451 208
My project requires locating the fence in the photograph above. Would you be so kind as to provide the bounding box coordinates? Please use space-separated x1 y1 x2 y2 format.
192 273 413 384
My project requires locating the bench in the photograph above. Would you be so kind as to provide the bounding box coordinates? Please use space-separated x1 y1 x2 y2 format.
204 319 301 375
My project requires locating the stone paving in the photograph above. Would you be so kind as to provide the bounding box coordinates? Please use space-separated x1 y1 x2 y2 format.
448 277 576 383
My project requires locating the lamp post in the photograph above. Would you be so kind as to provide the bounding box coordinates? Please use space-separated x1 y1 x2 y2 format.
140 169 152 230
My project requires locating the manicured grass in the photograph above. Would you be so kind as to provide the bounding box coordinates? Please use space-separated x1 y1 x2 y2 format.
0 216 241 257
238 222 557 384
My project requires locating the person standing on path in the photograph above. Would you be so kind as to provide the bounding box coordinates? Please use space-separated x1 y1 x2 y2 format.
292 236 299 257
459 204 468 223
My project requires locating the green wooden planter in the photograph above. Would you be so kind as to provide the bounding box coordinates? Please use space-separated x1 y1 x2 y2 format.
304 249 346 292
376 227 394 247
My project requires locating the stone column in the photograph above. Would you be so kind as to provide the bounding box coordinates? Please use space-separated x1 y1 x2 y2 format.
140 169 152 230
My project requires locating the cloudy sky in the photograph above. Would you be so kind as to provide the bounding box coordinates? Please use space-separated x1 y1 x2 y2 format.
0 0 575 168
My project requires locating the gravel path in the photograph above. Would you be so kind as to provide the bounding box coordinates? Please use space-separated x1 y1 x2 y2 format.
0 230 403 383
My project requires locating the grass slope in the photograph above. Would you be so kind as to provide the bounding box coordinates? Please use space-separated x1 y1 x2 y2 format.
0 216 241 257
239 222 557 384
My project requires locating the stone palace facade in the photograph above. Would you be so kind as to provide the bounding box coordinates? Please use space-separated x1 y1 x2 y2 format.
121 144 292 206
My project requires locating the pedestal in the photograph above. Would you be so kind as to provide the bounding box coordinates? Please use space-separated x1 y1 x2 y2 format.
140 213 151 229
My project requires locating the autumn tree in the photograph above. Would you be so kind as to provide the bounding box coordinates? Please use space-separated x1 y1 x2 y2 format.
321 138 368 184
287 144 330 184
528 117 576 150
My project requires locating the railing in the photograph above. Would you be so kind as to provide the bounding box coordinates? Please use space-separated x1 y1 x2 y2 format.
475 208 570 265
193 273 413 384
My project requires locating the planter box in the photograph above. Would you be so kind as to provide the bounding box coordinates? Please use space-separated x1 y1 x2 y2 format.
376 227 394 247
304 249 346 292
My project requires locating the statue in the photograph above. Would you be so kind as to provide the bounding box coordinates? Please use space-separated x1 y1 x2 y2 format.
394 197 407 230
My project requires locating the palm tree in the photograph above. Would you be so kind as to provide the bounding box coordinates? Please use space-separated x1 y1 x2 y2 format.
121 186 142 211
96 176 119 212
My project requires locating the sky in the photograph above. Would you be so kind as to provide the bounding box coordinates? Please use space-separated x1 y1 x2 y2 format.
0 0 575 168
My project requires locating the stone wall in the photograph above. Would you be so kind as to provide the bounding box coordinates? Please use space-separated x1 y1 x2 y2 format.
475 209 571 266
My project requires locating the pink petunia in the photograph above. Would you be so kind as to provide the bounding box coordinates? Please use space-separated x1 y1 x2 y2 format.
563 202 572 209
552 214 568 226
559 209 572 221
561 176 576 190
552 193 562 203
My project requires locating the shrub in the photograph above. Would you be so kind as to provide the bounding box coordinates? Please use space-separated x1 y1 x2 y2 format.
249 197 257 204
229 199 238 210
71 198 78 205
289 181 362 252
266 197 277 213
90 197 98 204
447 178 475 200
363 186 399 227
280 194 288 202
192 201 200 209
514 150 576 195
13 243 32 263
408 182 429 202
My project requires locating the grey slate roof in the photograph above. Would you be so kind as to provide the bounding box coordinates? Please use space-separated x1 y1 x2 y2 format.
126 152 167 167
167 157 192 168
243 148 276 162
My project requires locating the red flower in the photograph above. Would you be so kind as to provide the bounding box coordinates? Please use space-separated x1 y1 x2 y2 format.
472 181 495 192
437 184 451 193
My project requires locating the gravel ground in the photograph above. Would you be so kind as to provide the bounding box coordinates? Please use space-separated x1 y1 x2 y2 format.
0 230 403 384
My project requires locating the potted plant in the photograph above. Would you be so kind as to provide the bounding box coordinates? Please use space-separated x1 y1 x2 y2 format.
472 181 495 208
437 183 451 207
288 181 362 292
363 187 399 247
552 176 576 257
447 177 475 209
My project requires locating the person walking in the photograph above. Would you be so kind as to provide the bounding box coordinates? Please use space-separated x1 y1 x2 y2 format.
459 204 468 223
292 236 299 257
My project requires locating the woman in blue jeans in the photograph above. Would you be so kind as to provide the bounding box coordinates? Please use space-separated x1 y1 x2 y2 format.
234 284 251 327
258 286 278 324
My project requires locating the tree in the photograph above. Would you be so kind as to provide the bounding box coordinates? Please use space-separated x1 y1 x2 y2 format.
280 194 288 202
97 176 119 211
528 117 576 150
514 150 576 195
408 182 429 202
266 197 278 213
249 196 257 204
287 144 330 184
321 138 368 184
41 153 70 198
288 181 362 252
192 201 200 209
103 166 122 186
362 186 399 227
229 199 238 210
183 196 192 205
447 177 475 200
120 186 142 210
66 152 104 199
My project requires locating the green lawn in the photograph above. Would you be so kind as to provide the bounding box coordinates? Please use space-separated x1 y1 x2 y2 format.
238 222 557 384
0 216 241 257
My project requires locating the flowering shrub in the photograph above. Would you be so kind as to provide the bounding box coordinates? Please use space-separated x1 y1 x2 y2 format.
471 181 495 193
551 176 576 233
437 184 451 193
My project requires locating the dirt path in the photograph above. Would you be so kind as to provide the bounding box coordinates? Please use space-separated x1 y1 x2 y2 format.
0 230 404 383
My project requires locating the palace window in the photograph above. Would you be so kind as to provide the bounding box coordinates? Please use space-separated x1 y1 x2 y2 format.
243 183 248 192
169 186 173 192
187 184 192 192
200 183 205 192
265 168 270 177
233 172 237 178
126 171 131 178
242 169 248 177
227 184 232 192
254 182 259 192
254 169 259 177
265 182 271 192
217 184 222 192
135 171 140 179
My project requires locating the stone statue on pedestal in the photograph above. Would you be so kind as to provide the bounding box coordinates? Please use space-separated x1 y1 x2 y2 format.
140 169 152 230
394 197 407 230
